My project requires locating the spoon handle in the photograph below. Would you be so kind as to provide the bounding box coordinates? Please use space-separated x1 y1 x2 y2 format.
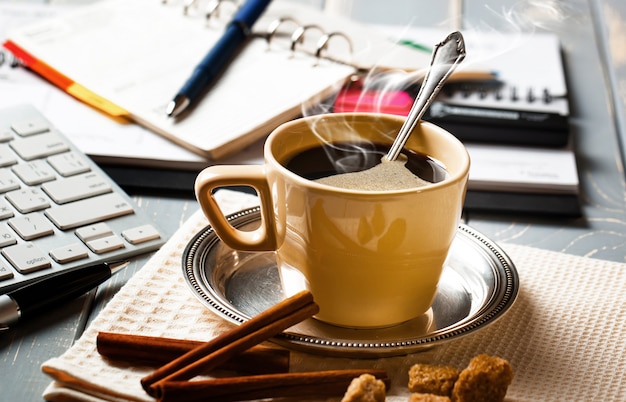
385 31 466 161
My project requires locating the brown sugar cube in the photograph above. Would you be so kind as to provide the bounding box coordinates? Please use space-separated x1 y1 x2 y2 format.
409 393 452 402
451 354 513 402
408 363 460 396
341 373 386 402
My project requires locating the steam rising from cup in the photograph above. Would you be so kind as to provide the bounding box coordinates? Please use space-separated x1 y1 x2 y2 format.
295 1 580 174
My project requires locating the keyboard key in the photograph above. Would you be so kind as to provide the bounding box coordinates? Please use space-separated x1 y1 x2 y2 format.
45 193 134 230
0 144 17 167
2 242 51 274
86 234 125 254
0 127 14 142
0 224 18 247
48 152 91 177
11 118 50 136
12 160 56 185
75 223 113 242
122 224 161 244
49 243 89 263
8 213 55 240
42 172 112 204
10 132 69 160
0 168 20 193
6 188 50 214
0 104 165 295
0 200 14 220
0 262 14 281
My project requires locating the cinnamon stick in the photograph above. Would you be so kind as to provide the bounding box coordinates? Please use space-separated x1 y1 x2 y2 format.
96 332 290 374
156 369 390 402
141 290 318 397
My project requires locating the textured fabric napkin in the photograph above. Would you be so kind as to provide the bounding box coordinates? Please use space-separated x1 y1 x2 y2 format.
42 189 626 402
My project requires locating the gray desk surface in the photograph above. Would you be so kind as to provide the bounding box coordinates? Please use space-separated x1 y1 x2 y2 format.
2 0 626 400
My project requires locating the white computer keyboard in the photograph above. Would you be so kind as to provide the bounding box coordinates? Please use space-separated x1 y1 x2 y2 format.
0 104 166 294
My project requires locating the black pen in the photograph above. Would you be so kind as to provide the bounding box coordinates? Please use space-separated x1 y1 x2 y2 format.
166 0 273 118
0 261 128 331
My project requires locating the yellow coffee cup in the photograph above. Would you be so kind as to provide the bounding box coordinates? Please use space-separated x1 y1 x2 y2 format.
195 113 470 328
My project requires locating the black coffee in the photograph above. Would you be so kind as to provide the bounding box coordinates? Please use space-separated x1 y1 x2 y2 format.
284 141 448 185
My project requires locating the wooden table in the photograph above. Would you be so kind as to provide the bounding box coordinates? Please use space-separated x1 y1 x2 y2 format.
2 0 625 400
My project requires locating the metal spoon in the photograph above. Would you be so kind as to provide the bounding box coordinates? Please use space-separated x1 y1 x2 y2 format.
385 31 466 161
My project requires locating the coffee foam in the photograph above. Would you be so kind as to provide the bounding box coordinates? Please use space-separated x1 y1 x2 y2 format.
315 156 431 191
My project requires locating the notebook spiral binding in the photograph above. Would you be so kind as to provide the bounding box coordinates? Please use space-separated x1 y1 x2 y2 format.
169 0 355 68
441 81 566 105
424 79 570 147
265 19 353 66
182 0 238 19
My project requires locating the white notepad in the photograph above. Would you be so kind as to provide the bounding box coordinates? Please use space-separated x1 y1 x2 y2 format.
5 0 432 159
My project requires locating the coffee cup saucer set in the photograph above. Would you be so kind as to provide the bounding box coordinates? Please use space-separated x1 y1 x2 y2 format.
182 206 519 358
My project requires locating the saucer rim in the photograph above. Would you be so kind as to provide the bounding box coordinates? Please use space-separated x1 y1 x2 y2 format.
182 206 519 357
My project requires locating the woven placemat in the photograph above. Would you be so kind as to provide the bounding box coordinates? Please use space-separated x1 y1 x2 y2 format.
42 190 626 401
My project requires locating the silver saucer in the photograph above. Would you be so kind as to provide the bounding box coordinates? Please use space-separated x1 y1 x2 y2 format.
182 207 519 358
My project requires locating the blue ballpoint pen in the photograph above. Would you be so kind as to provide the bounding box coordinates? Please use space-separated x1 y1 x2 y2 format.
166 0 273 118
0 261 128 330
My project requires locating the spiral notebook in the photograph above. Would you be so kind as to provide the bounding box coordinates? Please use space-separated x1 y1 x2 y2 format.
3 0 439 160
423 30 570 147
334 27 571 148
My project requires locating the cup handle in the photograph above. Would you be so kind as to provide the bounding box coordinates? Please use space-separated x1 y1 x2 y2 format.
194 165 277 251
